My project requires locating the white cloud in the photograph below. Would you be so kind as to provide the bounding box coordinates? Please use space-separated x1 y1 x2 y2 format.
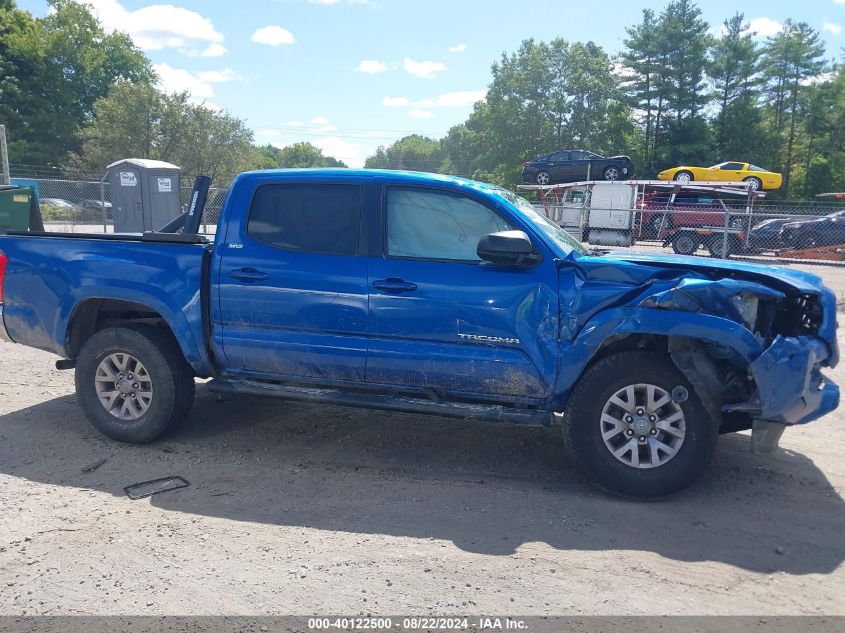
310 0 379 6
382 91 486 110
312 137 365 168
802 70 837 86
434 90 487 107
310 116 336 132
408 109 434 119
197 69 238 83
822 18 842 35
835 0 845 5
153 63 236 101
448 43 467 53
153 63 214 98
749 17 783 37
251 25 296 46
86 0 224 55
403 58 447 79
287 120 304 127
355 60 387 74
200 43 227 58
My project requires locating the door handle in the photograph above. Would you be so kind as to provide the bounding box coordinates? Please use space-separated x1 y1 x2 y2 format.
372 278 418 292
229 267 270 282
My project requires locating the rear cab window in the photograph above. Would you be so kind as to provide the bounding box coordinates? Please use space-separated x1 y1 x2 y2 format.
247 183 362 255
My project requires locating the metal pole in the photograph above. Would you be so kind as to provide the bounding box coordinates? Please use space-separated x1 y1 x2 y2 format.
0 125 10 186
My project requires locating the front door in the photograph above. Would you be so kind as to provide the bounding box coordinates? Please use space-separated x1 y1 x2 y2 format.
217 181 369 382
366 186 559 401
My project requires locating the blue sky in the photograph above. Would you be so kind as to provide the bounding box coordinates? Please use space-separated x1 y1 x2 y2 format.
18 0 845 166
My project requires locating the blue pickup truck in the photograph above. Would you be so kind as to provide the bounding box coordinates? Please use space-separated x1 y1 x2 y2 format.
0 170 839 497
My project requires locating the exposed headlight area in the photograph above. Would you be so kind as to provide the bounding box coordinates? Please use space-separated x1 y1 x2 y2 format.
771 293 823 337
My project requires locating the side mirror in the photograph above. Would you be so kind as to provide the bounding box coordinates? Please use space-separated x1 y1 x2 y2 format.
477 230 539 267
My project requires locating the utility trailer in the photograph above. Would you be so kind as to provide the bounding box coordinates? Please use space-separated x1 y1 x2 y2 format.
518 180 763 253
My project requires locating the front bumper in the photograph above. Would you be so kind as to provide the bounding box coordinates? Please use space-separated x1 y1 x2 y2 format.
743 336 839 426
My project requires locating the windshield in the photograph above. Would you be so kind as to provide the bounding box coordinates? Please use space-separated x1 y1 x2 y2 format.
492 188 587 257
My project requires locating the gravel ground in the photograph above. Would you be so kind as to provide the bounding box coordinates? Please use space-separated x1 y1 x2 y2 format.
1 263 844 616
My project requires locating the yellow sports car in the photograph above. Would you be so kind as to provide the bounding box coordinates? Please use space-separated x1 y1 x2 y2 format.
657 161 782 191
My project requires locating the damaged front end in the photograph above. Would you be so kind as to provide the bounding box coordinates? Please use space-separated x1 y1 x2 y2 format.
639 275 839 453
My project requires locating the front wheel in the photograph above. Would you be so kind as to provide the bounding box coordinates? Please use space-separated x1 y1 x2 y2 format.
603 165 621 181
75 326 195 444
562 351 718 498
674 170 693 184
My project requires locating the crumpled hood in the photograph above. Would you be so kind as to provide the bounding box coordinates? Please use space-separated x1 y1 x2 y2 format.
598 251 828 294
560 251 837 358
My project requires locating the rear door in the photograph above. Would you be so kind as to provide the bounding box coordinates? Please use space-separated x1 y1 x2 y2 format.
216 180 369 381
547 152 571 181
365 185 559 400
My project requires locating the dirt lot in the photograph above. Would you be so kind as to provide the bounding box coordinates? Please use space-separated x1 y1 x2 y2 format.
1 264 845 616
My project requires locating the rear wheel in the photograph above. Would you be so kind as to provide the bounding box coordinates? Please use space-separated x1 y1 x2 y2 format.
671 232 699 256
562 351 718 498
743 176 762 191
75 326 195 444
674 170 693 184
536 171 551 185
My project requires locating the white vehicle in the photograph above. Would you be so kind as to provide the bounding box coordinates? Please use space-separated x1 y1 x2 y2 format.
518 180 762 249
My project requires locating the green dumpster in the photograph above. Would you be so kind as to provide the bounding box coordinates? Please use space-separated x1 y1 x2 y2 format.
0 186 34 232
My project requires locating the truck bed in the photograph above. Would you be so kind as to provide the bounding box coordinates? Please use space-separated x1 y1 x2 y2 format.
0 232 211 372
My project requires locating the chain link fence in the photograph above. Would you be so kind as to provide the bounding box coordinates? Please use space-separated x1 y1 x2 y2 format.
534 201 845 265
10 173 228 235
9 174 845 266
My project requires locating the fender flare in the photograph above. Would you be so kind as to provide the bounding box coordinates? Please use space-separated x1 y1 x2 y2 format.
553 307 763 407
58 286 210 373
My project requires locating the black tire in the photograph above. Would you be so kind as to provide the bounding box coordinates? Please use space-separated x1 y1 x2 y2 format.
671 233 699 255
706 234 741 258
743 176 762 191
649 213 670 235
75 326 195 444
536 171 552 185
674 170 694 183
562 351 718 498
603 165 621 181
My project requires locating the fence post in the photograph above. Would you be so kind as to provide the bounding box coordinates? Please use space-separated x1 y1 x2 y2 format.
0 125 10 186
722 210 729 259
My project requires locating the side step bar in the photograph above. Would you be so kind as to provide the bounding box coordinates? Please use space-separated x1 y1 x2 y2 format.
206 379 551 426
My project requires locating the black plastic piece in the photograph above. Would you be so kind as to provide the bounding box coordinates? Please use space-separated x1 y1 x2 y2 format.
124 476 190 500
183 175 212 235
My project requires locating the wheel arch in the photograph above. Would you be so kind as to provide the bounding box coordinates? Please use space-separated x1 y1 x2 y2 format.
61 292 209 375
554 307 762 421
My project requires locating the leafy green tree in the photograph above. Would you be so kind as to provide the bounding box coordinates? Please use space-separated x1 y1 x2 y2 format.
72 82 255 183
0 0 151 165
657 0 713 167
708 13 765 161
365 134 443 172
621 9 666 173
0 1 49 162
761 20 826 193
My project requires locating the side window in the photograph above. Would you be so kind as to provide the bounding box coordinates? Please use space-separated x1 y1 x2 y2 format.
720 162 744 170
571 151 589 161
247 183 361 255
550 152 570 161
386 188 514 262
